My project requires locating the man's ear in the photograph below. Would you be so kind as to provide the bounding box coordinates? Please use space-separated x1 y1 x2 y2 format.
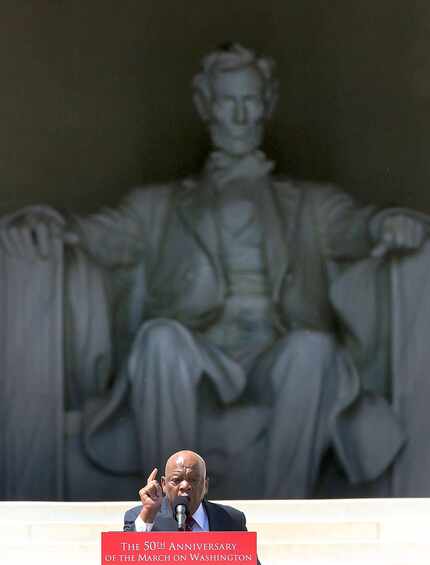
193 90 212 122
204 477 209 498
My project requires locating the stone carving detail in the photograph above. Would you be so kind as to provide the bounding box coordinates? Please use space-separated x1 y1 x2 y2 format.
0 45 429 500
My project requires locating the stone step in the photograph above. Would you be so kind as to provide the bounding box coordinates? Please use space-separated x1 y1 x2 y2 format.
0 501 132 523
2 541 430 565
0 520 382 543
260 541 430 565
1 516 429 544
3 497 430 523
221 498 430 522
2 499 430 564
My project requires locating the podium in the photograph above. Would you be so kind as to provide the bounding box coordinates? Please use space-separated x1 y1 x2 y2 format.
101 531 257 564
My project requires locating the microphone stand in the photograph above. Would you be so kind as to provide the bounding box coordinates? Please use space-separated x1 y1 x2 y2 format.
176 505 187 531
173 495 190 531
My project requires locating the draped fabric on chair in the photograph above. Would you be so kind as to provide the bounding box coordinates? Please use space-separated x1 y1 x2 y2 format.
330 238 430 497
0 243 64 499
390 239 430 496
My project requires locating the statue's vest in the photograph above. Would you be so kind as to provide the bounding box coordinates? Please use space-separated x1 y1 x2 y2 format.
144 176 339 334
202 182 278 365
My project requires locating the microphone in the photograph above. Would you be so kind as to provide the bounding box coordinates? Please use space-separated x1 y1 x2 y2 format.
173 495 190 531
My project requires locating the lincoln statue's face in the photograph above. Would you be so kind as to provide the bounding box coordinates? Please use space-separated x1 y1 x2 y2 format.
208 65 266 157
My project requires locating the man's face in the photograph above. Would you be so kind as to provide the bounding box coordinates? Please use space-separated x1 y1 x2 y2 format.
208 65 266 157
161 454 208 516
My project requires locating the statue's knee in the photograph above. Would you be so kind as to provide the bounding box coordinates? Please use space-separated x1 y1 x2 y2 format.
128 319 191 381
270 330 338 393
128 318 201 387
132 318 188 350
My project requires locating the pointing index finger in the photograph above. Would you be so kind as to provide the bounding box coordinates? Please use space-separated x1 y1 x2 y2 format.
147 468 158 484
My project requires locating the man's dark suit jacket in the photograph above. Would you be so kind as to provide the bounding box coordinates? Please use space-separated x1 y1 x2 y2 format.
123 498 261 564
123 497 246 532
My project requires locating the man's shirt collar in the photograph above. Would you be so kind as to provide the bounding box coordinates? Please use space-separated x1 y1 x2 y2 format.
192 502 209 531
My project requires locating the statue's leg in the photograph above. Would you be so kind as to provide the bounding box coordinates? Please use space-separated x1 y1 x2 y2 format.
126 318 205 472
126 318 245 474
253 330 338 498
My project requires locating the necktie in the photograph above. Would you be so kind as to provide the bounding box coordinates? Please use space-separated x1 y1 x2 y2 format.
185 516 195 531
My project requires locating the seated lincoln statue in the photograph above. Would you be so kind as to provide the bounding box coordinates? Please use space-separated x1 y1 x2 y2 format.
1 44 428 500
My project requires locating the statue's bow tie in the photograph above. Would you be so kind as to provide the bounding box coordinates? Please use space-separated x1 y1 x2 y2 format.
205 151 275 187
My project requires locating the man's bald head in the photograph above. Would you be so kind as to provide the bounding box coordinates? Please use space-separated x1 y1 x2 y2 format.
162 450 208 515
164 450 207 477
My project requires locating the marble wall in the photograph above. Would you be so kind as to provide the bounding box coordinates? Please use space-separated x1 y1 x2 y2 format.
0 1 429 214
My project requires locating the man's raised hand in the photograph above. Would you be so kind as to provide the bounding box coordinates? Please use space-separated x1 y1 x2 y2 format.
138 468 163 523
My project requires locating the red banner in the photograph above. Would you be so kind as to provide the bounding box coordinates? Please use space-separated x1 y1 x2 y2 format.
101 531 257 564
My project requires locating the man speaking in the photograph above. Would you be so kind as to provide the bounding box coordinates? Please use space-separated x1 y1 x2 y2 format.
124 450 249 533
